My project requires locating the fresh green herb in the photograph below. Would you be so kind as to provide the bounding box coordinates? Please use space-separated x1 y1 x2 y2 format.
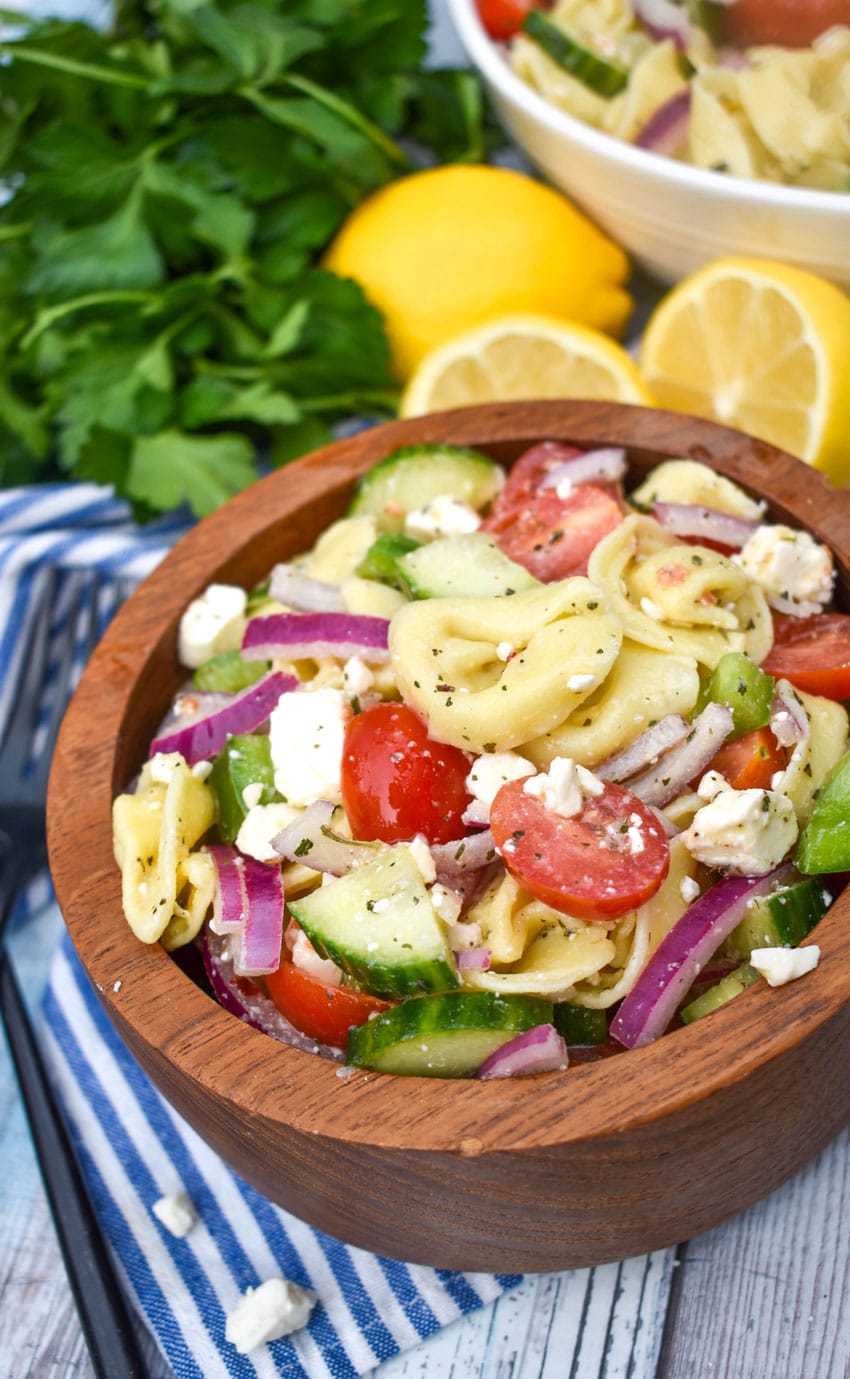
0 0 495 513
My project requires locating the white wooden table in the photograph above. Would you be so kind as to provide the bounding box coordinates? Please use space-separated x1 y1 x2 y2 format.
3 2 850 1376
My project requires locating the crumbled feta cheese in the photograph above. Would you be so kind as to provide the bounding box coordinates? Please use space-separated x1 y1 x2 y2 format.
236 802 300 862
152 1191 197 1238
404 494 481 541
342 657 374 697
682 775 798 876
567 672 596 692
241 781 265 810
640 596 663 621
554 476 574 501
750 945 820 987
496 641 514 662
407 833 436 884
225 1278 316 1354
147 752 182 785
430 882 463 926
680 875 701 904
177 583 247 669
734 524 835 617
269 687 350 806
290 926 343 985
465 751 535 807
523 757 605 819
191 760 213 782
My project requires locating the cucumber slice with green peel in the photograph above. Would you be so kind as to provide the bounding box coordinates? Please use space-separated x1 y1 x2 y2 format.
355 532 422 590
349 444 504 534
680 963 761 1025
193 650 271 694
796 749 850 874
695 652 774 738
209 734 280 842
522 12 629 97
553 1002 607 1046
346 991 554 1077
396 532 540 600
725 876 832 961
288 845 459 998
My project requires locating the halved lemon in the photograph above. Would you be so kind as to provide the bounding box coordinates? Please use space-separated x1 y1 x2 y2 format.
639 257 850 484
400 314 654 418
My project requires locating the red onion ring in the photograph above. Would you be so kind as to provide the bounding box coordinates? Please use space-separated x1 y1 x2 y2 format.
268 563 345 613
150 670 297 765
652 501 758 550
243 611 390 663
477 1024 568 1079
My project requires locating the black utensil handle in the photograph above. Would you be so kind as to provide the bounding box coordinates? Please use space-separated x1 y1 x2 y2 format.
0 952 153 1379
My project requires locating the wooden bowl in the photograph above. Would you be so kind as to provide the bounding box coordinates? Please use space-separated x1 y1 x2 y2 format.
48 401 850 1273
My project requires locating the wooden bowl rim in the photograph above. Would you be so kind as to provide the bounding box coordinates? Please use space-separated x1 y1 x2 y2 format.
48 400 850 1157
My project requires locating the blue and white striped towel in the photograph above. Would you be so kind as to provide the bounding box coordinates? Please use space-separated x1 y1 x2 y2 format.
1 483 521 1379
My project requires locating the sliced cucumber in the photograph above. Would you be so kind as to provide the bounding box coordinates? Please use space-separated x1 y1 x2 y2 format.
193 649 271 694
396 531 540 600
209 734 280 842
355 532 422 591
288 844 458 998
522 11 628 97
346 990 554 1077
797 749 850 874
725 875 832 961
553 1002 607 1046
680 963 760 1025
349 444 504 534
695 652 774 739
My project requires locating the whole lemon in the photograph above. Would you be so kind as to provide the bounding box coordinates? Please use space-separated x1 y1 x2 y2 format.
323 164 632 380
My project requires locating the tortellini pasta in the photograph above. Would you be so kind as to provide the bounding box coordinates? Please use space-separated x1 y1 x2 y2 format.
629 460 766 521
588 514 773 668
389 578 622 753
112 753 215 946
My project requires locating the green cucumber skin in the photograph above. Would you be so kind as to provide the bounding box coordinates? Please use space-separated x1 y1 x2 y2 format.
288 846 459 998
397 532 539 600
726 876 832 960
680 964 760 1025
356 532 421 590
346 991 554 1077
553 1002 607 1046
797 749 850 874
193 649 270 693
349 444 503 533
522 11 628 97
209 734 279 842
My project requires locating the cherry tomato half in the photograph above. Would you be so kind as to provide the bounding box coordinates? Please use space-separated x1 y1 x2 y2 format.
489 777 670 921
341 702 472 845
706 725 788 791
481 483 623 581
475 0 541 40
266 957 392 1049
762 613 850 700
722 0 850 48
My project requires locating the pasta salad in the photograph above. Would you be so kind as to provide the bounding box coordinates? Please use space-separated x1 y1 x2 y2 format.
113 440 850 1077
494 0 850 191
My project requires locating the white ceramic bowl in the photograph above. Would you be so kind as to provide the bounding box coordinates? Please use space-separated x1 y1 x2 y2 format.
448 0 850 289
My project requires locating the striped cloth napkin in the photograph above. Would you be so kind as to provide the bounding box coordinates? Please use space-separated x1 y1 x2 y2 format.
1 482 521 1379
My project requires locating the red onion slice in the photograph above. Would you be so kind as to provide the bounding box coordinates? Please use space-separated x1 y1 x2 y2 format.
456 947 492 972
625 703 734 808
770 680 810 749
207 846 247 935
632 0 691 45
242 612 390 663
610 862 794 1049
200 926 343 1060
477 1024 568 1079
597 714 691 784
635 90 691 157
268 563 345 613
231 857 285 977
652 501 758 550
150 670 297 765
431 830 498 882
539 447 628 492
272 801 382 874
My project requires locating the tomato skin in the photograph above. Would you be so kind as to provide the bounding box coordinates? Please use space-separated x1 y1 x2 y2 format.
762 613 850 700
475 0 541 39
481 483 623 581
707 726 787 791
721 0 850 47
489 777 670 921
266 957 392 1049
341 702 472 845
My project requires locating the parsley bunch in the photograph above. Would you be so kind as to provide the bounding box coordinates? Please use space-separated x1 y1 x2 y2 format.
0 0 491 516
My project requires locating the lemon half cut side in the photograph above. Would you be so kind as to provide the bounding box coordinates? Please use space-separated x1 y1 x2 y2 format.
400 314 655 418
639 257 850 485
